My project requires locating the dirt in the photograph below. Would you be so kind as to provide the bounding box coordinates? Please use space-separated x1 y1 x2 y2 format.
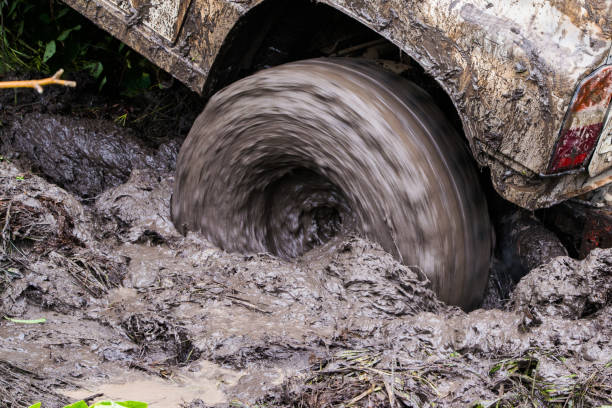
0 79 611 408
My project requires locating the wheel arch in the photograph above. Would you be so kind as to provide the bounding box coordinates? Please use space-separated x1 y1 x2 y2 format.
202 0 474 152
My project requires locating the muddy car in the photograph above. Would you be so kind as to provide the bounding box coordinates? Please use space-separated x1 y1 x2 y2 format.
62 0 612 309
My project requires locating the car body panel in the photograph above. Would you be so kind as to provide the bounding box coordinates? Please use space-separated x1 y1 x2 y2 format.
62 0 612 209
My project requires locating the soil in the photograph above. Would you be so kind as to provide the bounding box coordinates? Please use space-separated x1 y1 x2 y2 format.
0 74 610 408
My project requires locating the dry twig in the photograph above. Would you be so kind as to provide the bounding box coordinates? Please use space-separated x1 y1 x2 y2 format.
0 69 76 93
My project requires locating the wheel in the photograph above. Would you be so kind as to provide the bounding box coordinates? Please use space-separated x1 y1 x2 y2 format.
171 58 491 310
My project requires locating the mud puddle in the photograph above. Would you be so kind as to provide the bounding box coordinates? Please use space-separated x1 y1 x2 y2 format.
61 361 246 406
0 79 611 407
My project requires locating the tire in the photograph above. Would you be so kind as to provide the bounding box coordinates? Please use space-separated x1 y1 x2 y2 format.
171 58 491 310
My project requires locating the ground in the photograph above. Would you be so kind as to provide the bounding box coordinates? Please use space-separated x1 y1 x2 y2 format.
0 75 611 408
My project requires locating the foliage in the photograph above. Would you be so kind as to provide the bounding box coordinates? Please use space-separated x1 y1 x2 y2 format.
28 401 147 408
0 0 161 96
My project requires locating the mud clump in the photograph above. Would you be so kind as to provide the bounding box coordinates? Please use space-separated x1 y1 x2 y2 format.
120 314 202 366
482 209 569 309
1 113 178 198
506 210 568 274
95 169 177 243
512 248 611 319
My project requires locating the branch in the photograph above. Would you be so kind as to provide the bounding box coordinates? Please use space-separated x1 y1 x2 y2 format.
0 69 77 93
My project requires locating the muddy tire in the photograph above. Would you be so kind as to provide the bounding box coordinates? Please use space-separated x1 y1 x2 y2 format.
171 58 491 309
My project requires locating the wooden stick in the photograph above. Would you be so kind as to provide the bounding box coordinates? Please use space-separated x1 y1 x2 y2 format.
0 69 76 93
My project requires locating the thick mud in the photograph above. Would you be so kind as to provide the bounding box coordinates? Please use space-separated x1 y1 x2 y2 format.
0 74 610 408
0 148 610 407
2 114 179 198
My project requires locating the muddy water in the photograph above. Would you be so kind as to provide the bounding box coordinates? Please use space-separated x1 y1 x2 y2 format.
62 362 245 406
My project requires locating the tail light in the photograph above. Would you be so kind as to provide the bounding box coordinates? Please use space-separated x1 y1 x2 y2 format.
547 65 612 174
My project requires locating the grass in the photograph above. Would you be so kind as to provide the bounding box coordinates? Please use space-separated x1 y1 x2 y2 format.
290 348 451 406
271 348 612 408
480 354 612 407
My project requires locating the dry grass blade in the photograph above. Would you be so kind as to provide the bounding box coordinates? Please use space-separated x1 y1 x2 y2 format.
289 349 451 407
486 355 612 407
346 384 382 405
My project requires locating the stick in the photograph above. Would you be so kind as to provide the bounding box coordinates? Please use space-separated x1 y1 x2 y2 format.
0 69 76 93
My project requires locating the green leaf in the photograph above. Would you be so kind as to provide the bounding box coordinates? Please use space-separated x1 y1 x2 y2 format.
84 61 103 79
56 7 70 20
63 401 88 408
4 317 46 324
98 76 107 92
116 402 148 408
8 0 19 16
57 25 81 41
28 403 42 408
57 30 71 42
90 402 148 408
43 40 56 62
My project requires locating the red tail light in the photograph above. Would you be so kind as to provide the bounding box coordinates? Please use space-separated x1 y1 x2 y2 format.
547 65 612 174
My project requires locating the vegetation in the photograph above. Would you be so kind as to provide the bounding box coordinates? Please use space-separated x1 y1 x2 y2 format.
0 0 163 96
277 349 612 407
28 401 147 408
0 0 201 143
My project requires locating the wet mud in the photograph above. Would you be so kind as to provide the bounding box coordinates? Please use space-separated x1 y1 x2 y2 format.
0 152 610 407
0 77 611 407
2 113 179 198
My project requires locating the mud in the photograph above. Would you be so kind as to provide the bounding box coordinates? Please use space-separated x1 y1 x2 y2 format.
0 149 611 407
1 71 611 406
1 114 178 198
0 70 203 198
